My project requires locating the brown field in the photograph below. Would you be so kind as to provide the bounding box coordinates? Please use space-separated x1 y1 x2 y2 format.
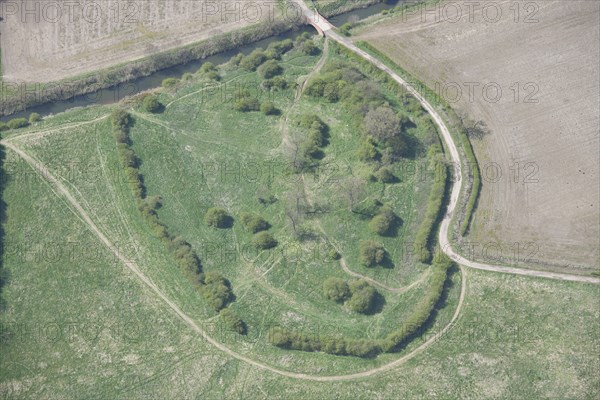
0 0 290 83
357 0 600 273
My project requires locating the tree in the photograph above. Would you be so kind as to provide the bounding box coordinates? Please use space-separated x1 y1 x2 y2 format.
323 277 350 303
240 49 267 71
234 97 260 112
29 112 41 123
357 137 379 162
300 40 319 56
364 106 402 142
368 206 397 236
0 122 8 131
376 167 397 183
260 101 278 115
252 231 277 249
240 212 269 233
359 240 385 267
7 118 29 130
142 94 162 113
347 280 378 314
204 208 232 228
258 60 283 79
219 308 246 335
200 272 233 310
199 62 217 74
162 78 178 88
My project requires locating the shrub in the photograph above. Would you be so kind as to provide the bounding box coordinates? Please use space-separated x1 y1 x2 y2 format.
339 22 355 36
204 71 221 81
240 49 267 71
260 101 278 115
220 308 246 335
162 77 178 88
262 76 288 90
300 40 319 56
347 280 378 314
368 206 397 236
323 277 350 303
267 39 294 58
142 94 162 113
200 272 233 311
28 112 41 123
234 97 260 112
376 167 397 183
0 122 8 131
327 247 341 261
240 212 269 233
357 137 379 162
204 207 232 228
199 62 217 74
111 109 131 131
359 240 385 267
258 60 283 79
252 231 277 249
181 72 194 82
7 118 29 130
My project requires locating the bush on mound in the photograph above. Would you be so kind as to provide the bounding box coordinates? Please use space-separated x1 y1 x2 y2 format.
347 280 378 314
252 231 277 250
142 94 162 113
359 240 385 267
323 277 350 303
240 212 269 233
204 208 232 229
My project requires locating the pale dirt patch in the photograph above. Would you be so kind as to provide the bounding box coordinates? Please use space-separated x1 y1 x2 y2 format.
358 0 600 272
0 0 284 83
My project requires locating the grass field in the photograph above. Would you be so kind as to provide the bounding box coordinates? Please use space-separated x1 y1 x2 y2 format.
1 29 598 398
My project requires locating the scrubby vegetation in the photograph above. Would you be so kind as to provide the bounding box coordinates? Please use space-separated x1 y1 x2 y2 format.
240 212 269 233
359 240 386 267
252 231 277 250
7 118 29 130
323 277 350 303
142 94 162 113
204 208 233 229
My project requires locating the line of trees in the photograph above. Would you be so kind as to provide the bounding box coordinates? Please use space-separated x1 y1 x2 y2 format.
111 109 243 332
269 256 453 358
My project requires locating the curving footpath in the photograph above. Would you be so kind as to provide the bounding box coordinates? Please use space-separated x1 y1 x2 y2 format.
296 1 599 285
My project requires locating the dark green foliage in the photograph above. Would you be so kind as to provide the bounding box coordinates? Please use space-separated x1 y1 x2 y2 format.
234 97 260 112
162 77 178 88
252 231 277 250
111 109 131 132
142 94 162 113
357 137 379 162
323 277 350 302
28 112 41 123
267 39 293 58
220 308 246 335
0 122 8 131
200 272 233 311
414 157 448 263
204 208 232 229
240 49 267 71
7 118 29 130
300 40 319 56
347 280 378 314
199 62 217 74
327 247 341 261
258 60 283 79
359 240 385 267
376 167 397 183
240 212 269 233
339 22 355 36
262 76 288 90
368 205 397 236
260 101 278 115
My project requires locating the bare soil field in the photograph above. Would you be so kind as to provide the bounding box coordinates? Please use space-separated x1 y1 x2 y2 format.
357 0 600 272
0 0 290 83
